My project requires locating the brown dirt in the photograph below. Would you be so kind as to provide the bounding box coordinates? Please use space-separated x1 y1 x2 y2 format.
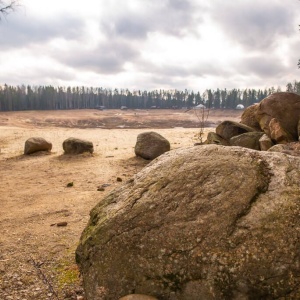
0 109 242 300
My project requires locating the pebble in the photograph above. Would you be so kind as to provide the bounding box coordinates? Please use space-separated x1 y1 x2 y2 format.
57 222 68 227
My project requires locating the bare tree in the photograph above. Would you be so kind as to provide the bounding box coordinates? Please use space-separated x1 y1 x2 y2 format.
0 0 19 19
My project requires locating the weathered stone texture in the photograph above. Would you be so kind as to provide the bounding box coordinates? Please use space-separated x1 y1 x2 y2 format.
63 137 94 154
134 131 170 160
76 145 300 300
24 137 52 155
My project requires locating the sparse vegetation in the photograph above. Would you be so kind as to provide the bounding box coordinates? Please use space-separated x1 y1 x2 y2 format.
0 0 19 19
193 105 210 144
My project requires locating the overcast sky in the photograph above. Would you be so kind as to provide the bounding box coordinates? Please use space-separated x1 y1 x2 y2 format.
0 0 299 91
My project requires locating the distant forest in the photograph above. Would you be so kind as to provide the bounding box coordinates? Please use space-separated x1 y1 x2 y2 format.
0 80 299 111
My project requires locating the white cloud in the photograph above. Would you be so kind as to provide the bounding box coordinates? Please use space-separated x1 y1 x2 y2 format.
0 0 298 90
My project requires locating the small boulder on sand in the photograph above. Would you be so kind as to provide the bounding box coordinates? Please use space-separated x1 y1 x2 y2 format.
134 131 170 160
63 137 94 154
24 137 52 155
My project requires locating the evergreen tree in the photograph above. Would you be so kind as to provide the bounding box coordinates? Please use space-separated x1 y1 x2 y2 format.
214 89 221 109
0 83 298 111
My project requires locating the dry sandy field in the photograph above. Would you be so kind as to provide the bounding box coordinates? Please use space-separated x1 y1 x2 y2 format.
0 109 242 300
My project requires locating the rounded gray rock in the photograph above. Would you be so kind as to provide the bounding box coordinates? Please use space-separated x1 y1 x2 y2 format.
24 137 52 155
76 145 300 299
134 131 170 160
63 137 93 154
216 120 256 141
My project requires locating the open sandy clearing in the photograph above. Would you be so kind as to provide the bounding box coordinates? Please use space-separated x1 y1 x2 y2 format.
0 109 241 299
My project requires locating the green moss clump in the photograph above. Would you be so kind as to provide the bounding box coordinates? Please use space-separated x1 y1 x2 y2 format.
55 263 80 289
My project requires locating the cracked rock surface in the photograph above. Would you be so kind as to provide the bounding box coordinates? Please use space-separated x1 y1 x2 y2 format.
76 145 300 300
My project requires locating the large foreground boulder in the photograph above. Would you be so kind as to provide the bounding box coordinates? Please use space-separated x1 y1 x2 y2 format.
134 131 170 160
76 145 300 300
24 137 52 155
63 137 94 154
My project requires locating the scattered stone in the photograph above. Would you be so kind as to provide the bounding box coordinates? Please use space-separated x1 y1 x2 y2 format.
269 117 294 144
259 134 274 151
67 182 74 187
56 222 68 227
24 137 52 155
97 183 111 191
268 142 300 157
214 93 300 152
63 137 94 154
204 131 229 146
216 120 256 141
240 104 261 131
134 131 170 160
116 177 122 182
267 144 286 153
76 145 300 299
229 132 264 150
242 92 300 142
119 294 158 300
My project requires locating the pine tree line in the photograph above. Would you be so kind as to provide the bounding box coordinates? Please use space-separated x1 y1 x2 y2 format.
0 80 299 111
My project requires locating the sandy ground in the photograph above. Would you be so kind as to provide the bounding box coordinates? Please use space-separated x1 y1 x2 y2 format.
0 109 242 300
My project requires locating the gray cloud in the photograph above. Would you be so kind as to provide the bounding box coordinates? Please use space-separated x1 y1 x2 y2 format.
0 66 76 86
49 0 203 75
100 0 203 40
211 0 296 50
149 74 190 89
137 59 230 79
58 40 140 74
113 17 149 39
0 0 298 90
235 55 287 77
287 39 300 68
0 14 85 50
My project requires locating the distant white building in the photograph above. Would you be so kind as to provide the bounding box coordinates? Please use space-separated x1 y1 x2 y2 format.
194 104 206 109
236 104 245 110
